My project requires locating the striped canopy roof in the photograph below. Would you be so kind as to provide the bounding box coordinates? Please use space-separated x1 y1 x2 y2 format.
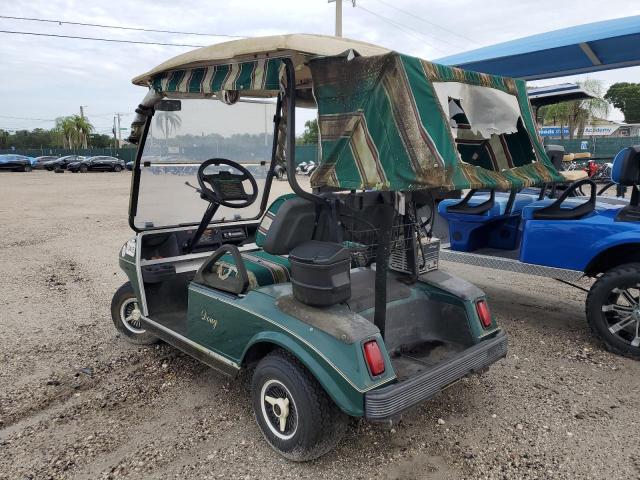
150 58 284 96
309 52 564 192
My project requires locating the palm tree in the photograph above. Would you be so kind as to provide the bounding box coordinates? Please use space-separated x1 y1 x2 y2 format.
155 111 182 141
573 79 610 138
54 115 94 148
71 115 94 148
541 80 610 140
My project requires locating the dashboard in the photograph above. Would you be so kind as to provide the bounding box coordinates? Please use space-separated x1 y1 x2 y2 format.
140 224 251 260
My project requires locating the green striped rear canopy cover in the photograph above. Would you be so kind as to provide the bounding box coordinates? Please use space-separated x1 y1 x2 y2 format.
308 52 564 191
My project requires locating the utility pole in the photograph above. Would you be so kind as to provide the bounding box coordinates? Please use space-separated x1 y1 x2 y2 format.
80 105 87 119
113 116 118 148
117 113 122 146
329 0 355 37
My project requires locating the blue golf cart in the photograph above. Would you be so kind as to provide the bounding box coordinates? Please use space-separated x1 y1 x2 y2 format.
437 146 640 358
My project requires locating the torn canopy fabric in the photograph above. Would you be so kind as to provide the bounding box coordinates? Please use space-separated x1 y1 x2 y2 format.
309 52 564 192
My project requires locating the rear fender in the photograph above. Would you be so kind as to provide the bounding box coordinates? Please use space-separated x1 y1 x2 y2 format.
586 238 640 275
242 332 365 417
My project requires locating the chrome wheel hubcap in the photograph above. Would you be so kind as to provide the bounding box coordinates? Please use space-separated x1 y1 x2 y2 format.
120 297 145 334
603 286 640 348
260 380 298 440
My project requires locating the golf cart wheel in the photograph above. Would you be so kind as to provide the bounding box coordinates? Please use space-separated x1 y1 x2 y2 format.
587 263 640 359
110 282 157 345
251 349 348 461
80 165 88 173
113 165 122 172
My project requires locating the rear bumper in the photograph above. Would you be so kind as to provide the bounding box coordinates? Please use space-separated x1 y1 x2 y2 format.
364 330 507 421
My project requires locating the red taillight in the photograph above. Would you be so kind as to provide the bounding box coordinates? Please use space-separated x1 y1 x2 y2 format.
363 340 385 376
476 299 492 328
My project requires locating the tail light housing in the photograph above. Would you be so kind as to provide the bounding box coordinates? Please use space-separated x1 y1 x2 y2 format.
363 340 385 376
476 299 492 328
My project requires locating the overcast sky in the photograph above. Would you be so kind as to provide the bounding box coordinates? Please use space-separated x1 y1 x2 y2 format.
1 0 638 137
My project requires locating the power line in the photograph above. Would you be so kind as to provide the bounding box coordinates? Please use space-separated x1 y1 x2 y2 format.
355 5 447 53
0 15 247 38
368 0 478 46
0 30 206 47
0 114 56 121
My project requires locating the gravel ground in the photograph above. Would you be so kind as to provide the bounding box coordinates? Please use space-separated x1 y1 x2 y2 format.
0 171 638 480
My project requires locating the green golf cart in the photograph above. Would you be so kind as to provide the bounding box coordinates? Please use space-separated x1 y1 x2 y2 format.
109 34 565 460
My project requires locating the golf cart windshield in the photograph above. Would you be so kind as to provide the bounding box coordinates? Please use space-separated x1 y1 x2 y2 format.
133 98 276 229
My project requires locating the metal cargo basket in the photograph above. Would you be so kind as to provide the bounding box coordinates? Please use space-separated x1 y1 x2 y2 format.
341 214 439 275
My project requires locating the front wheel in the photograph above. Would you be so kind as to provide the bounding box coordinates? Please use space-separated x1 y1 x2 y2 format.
23 165 32 172
110 282 157 345
251 350 348 461
113 165 122 172
587 263 640 359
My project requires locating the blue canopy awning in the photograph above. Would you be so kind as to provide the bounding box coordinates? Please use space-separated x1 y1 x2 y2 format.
435 16 640 80
527 83 594 107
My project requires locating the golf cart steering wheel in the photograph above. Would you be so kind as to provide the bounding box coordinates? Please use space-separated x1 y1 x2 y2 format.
197 158 258 209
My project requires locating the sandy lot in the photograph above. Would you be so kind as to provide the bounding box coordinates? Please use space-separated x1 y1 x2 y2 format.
1 171 638 480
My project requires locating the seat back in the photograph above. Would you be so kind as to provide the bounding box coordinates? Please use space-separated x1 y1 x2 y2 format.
261 196 318 255
255 193 296 247
544 144 565 170
611 145 640 221
612 145 640 186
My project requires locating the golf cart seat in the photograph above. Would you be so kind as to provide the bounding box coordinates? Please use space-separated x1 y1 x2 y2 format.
438 191 537 251
438 191 537 218
194 194 318 292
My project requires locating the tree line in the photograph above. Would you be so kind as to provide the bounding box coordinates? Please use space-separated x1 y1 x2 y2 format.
0 115 114 150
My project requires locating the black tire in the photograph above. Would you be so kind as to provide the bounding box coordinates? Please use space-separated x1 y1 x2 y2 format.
251 349 348 461
23 165 32 172
110 282 157 345
587 263 640 359
80 165 88 173
113 165 122 172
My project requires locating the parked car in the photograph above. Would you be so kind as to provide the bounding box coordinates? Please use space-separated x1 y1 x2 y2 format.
33 156 59 169
125 160 134 171
0 154 34 172
44 155 85 171
68 156 125 173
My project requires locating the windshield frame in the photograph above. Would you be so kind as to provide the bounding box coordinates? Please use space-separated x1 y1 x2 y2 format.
128 96 281 233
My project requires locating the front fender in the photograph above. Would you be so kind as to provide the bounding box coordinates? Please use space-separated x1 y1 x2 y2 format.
242 331 365 416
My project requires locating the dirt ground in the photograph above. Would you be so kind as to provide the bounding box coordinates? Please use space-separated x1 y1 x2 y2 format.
1 171 638 480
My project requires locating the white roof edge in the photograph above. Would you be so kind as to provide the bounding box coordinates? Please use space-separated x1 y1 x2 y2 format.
132 33 390 86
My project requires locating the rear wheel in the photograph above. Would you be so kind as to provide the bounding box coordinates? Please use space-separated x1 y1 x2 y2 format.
80 165 88 173
251 349 348 461
110 282 157 345
587 263 640 359
23 165 32 172
113 165 122 172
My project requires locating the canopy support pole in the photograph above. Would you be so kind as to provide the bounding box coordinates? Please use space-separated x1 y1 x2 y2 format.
373 199 394 339
282 58 321 204
258 95 283 214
